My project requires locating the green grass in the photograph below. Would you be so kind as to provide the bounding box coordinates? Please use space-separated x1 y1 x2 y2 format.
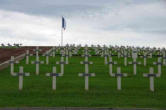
0 54 165 108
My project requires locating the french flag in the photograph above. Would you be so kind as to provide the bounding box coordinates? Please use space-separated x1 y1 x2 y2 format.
62 16 66 30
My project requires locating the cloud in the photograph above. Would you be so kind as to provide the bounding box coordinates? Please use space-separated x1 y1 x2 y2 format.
0 0 166 47
0 10 61 46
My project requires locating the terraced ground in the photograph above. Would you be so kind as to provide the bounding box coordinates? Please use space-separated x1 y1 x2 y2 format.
0 49 165 108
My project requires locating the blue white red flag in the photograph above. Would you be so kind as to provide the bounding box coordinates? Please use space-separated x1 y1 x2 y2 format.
62 16 66 30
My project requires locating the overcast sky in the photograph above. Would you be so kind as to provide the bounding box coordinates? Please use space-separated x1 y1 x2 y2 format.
0 0 166 47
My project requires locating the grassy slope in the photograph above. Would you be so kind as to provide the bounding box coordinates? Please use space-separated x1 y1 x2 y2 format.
0 53 165 108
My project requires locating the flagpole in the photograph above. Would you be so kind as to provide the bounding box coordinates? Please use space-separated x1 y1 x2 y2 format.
61 27 63 47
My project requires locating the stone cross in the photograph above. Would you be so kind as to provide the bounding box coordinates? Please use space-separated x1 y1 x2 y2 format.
128 59 141 75
9 56 19 76
143 67 160 92
123 50 128 66
148 51 153 58
117 49 121 58
112 67 127 90
128 49 141 75
73 48 78 55
33 46 41 57
46 66 63 90
79 54 95 90
26 50 30 64
109 50 114 57
153 57 162 76
95 49 101 55
162 50 166 66
142 52 148 66
64 48 70 64
52 47 56 57
25 50 33 64
68 48 73 57
108 57 117 76
102 51 109 64
43 51 51 65
102 47 109 64
13 66 30 90
56 55 66 75
82 50 91 62
60 48 65 55
31 56 44 75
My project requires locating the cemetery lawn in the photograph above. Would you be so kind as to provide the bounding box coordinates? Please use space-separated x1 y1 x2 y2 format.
0 55 166 108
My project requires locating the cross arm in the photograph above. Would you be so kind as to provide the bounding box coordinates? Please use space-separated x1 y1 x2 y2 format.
56 61 66 64
80 61 93 64
78 73 96 77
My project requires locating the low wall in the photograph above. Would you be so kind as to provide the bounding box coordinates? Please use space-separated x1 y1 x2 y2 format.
0 53 25 70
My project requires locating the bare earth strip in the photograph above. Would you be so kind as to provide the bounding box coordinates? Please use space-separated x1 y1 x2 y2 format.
0 46 51 70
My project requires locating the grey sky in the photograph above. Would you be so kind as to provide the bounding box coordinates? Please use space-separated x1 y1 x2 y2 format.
0 0 166 47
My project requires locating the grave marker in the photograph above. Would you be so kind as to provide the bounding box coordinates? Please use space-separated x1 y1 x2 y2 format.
162 50 166 66
25 50 33 64
43 51 51 65
128 49 141 75
64 48 70 64
33 46 41 57
143 52 148 66
13 66 30 90
9 56 19 76
56 54 66 75
143 67 160 92
79 54 95 90
31 56 44 75
52 47 56 57
108 57 117 76
102 51 109 64
112 67 127 90
46 66 63 90
153 57 162 76
123 50 128 66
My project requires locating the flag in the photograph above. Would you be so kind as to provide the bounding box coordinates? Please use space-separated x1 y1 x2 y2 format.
62 16 66 30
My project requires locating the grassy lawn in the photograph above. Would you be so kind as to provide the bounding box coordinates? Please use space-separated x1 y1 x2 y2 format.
0 52 165 108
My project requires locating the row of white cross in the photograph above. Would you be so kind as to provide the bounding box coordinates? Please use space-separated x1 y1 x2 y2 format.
25 47 163 76
8 46 163 92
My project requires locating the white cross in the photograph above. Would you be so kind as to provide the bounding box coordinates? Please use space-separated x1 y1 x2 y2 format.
13 66 30 90
46 66 63 90
33 46 42 57
68 48 73 57
128 58 141 75
102 50 109 64
102 47 109 64
141 51 150 66
25 50 33 64
56 55 66 75
79 53 95 90
117 49 121 58
31 56 44 75
52 47 56 57
143 67 160 92
112 67 127 90
43 51 51 65
123 51 128 66
153 57 162 77
108 57 117 76
64 48 71 64
149 51 153 58
9 56 19 76
82 47 91 63
162 53 166 66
